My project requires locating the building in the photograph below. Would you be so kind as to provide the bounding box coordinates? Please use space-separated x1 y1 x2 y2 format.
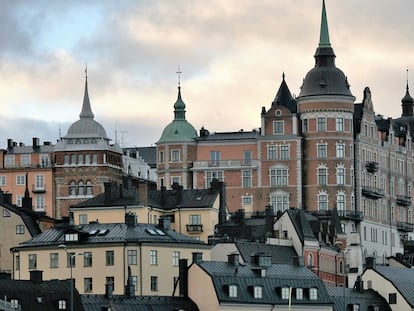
11 213 211 296
186 252 334 311
156 0 413 264
0 137 54 216
53 74 124 218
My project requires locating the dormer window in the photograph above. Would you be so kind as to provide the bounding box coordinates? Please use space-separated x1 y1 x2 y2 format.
65 233 79 242
58 299 67 310
253 286 263 298
273 121 284 135
309 287 318 300
296 288 303 300
228 285 238 298
281 287 290 299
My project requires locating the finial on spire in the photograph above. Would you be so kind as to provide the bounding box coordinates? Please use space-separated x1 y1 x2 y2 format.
176 65 182 87
319 0 331 48
85 62 88 80
282 72 285 80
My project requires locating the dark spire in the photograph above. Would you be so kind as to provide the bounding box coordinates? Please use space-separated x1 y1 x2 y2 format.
319 0 331 48
314 0 336 67
272 73 296 112
79 67 95 119
174 86 186 120
402 70 414 117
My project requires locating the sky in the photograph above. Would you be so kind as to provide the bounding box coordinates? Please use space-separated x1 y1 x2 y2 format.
0 0 413 148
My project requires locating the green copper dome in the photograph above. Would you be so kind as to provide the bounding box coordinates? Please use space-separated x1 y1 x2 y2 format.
157 87 198 144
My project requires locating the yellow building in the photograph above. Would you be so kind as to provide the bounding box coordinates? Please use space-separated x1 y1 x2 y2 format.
11 213 211 296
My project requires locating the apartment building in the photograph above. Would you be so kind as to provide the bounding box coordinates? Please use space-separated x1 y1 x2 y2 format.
11 213 210 296
156 1 413 262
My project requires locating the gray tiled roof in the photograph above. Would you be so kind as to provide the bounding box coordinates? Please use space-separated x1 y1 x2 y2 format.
327 287 391 311
371 266 414 307
123 146 157 168
197 130 260 141
197 261 332 306
147 188 218 210
16 222 206 249
81 295 198 311
235 241 297 265
5 144 55 154
286 209 318 243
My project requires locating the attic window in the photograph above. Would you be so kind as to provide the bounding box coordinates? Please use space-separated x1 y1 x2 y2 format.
196 197 202 201
309 287 318 300
253 286 263 299
275 110 282 116
98 229 109 236
65 233 79 242
10 299 19 308
58 299 67 310
281 287 290 299
155 229 166 236
146 229 157 235
89 229 98 236
229 285 238 298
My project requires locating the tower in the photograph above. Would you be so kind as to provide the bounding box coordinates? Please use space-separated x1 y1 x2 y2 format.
53 72 123 218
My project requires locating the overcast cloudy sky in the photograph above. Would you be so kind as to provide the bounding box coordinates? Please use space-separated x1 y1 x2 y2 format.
0 0 413 147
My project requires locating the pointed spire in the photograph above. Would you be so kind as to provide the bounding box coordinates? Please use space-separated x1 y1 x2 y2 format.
402 69 414 117
319 0 331 48
79 67 95 119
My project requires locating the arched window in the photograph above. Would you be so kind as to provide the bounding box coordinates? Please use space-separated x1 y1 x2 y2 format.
71 154 77 165
78 154 84 165
339 259 344 274
69 181 76 196
78 181 84 196
86 180 93 195
307 253 313 267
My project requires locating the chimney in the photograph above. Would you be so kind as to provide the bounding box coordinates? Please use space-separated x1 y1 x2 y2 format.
192 252 203 264
7 139 13 149
353 275 364 293
105 283 114 299
179 259 188 297
30 270 43 283
160 186 167 206
125 212 137 226
227 253 240 266
365 256 376 269
211 180 227 225
32 137 39 149
158 216 171 230
265 205 274 236
124 266 135 297
104 182 112 205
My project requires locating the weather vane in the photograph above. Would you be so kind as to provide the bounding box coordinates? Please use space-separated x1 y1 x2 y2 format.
176 65 182 87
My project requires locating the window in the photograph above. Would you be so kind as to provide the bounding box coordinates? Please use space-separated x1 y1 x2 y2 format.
158 151 165 163
317 117 326 131
243 150 252 165
206 171 224 187
78 181 84 195
318 193 328 211
3 209 10 217
66 252 76 267
29 254 37 269
64 233 79 242
16 175 25 186
20 154 31 167
84 252 92 267
281 287 290 299
4 154 15 167
352 304 360 311
50 253 59 268
173 251 180 267
336 143 345 158
78 154 84 165
317 144 327 158
280 145 289 159
16 225 25 234
309 288 318 300
79 214 88 225
268 145 277 160
270 194 289 213
92 153 98 164
242 196 252 205
85 154 91 164
150 250 158 265
318 167 327 185
151 276 158 291
10 299 19 309
210 151 220 166
189 214 201 225
35 174 44 190
270 168 288 186
171 149 180 162
253 286 263 298
35 194 45 211
336 167 345 185
71 154 77 164
128 250 137 265
69 181 76 196
64 154 70 165
229 285 238 297
337 193 345 213
242 170 252 188
296 288 303 300
39 154 50 167
86 181 93 195
58 300 66 310
273 121 284 134
389 293 397 304
132 276 138 292
84 278 93 293
106 276 114 291
0 175 6 186
336 117 344 131
14 194 21 207
303 119 308 132
106 251 114 266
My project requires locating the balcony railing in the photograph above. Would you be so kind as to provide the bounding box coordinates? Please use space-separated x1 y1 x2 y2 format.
193 159 259 169
32 184 46 193
396 195 411 206
365 161 379 173
186 224 203 232
361 186 385 199
396 221 414 232
337 210 364 222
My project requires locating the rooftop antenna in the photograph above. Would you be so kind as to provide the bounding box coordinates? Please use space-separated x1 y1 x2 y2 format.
176 65 182 87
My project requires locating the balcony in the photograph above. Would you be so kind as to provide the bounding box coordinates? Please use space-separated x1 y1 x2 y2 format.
193 159 259 170
365 161 379 173
396 221 414 232
186 224 203 233
361 186 385 199
396 195 411 206
337 210 364 222
32 184 46 193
